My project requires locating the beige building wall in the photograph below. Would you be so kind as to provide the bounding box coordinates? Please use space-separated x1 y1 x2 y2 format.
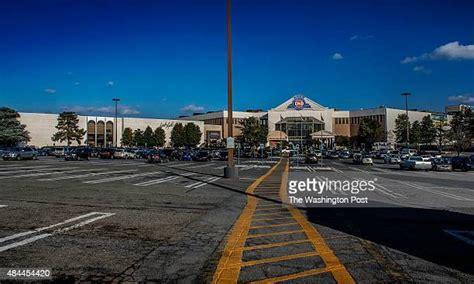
19 112 204 147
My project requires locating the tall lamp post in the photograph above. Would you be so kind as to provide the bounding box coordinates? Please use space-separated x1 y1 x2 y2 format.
401 92 411 149
224 0 238 178
112 98 120 147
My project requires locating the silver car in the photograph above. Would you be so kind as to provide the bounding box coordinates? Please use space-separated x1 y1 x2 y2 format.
2 147 38 161
400 156 432 171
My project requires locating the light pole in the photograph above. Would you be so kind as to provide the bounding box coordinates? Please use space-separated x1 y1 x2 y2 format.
401 93 411 149
224 0 238 178
112 98 120 147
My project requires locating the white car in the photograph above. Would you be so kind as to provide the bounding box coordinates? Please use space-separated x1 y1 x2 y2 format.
362 156 373 165
384 154 401 164
400 156 432 171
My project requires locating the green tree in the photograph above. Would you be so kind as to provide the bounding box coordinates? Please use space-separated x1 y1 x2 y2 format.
51 112 85 146
394 114 410 145
184 123 202 147
357 117 384 149
436 125 448 153
410 120 422 148
240 117 268 147
154 127 166 147
449 108 472 155
121 127 134 147
335 135 350 147
420 115 437 145
133 129 144 146
143 126 155 147
0 107 30 147
171 123 186 147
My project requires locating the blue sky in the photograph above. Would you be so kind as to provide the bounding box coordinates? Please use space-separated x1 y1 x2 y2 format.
1 0 473 118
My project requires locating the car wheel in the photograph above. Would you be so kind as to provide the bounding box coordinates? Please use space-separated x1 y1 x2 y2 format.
33 155 38 160
17 156 21 161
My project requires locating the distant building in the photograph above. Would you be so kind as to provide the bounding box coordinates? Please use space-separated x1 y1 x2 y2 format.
17 95 451 148
181 95 451 147
445 104 471 115
18 113 204 147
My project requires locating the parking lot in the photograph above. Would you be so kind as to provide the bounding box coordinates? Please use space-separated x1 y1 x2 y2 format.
0 156 473 282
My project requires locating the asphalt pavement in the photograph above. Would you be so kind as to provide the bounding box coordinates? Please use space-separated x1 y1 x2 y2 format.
0 156 473 282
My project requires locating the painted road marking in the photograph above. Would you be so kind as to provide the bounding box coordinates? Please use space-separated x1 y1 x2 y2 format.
0 168 92 179
134 171 197 186
83 171 162 184
0 212 114 252
188 163 214 169
444 230 474 246
0 167 73 176
185 177 221 189
212 159 354 283
0 205 7 208
0 165 52 171
134 176 180 186
38 169 137 181
398 181 472 201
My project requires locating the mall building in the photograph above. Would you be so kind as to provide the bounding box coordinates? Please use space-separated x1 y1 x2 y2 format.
17 95 451 148
180 95 451 148
18 113 204 147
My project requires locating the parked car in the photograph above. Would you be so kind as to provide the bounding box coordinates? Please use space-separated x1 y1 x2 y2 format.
193 150 212 162
217 150 228 161
2 147 38 161
450 156 472 171
65 148 91 161
327 151 339 159
431 157 452 172
338 151 350 159
147 150 170 163
384 154 401 164
99 148 115 159
305 153 319 164
53 147 70 158
400 156 432 171
181 151 193 161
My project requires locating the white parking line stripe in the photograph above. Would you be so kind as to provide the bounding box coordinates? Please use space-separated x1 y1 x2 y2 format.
188 163 214 169
0 165 52 171
39 169 137 181
0 212 114 253
399 181 471 201
0 167 67 175
0 205 7 208
0 212 99 243
134 176 179 186
192 177 221 189
1 168 92 179
214 166 226 169
83 172 162 184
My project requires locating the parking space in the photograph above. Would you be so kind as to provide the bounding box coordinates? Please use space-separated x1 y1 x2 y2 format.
0 157 269 282
1 156 473 282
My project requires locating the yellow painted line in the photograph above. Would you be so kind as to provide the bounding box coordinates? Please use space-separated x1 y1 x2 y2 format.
254 206 282 212
247 229 304 239
252 216 294 222
253 211 292 217
212 160 282 284
240 251 319 267
279 160 355 284
242 239 311 251
249 222 298 230
249 265 346 284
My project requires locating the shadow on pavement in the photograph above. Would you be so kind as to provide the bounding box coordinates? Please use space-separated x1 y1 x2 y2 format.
303 204 474 275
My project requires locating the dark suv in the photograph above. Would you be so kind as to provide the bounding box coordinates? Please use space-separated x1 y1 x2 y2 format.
450 156 472 171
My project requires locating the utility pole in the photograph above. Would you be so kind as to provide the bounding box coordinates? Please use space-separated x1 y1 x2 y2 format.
112 98 120 147
224 0 238 178
401 93 411 149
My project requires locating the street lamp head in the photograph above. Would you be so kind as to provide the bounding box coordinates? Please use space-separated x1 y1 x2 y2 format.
112 98 121 102
401 92 411 96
